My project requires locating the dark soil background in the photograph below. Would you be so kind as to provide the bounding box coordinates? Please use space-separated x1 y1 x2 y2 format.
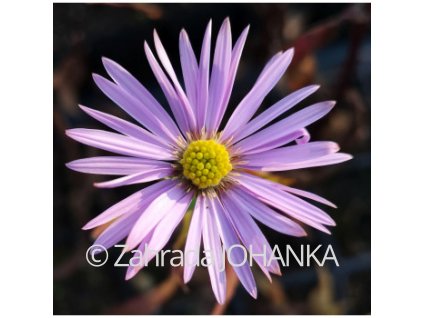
53 3 370 314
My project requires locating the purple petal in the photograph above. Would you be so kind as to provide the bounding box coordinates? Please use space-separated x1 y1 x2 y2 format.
66 156 170 175
242 141 340 167
222 48 294 141
144 41 196 135
125 183 189 251
236 172 335 234
179 29 198 110
235 85 320 142
217 25 250 131
235 129 309 156
183 195 204 283
66 128 174 160
152 30 197 129
125 230 154 280
196 20 212 130
220 191 280 279
126 191 193 279
92 210 142 252
92 73 179 143
235 101 336 154
258 153 353 171
82 179 177 230
93 166 173 188
79 105 171 149
210 197 257 299
101 58 181 141
277 184 337 208
296 128 310 144
231 187 307 237
153 29 183 88
206 18 232 133
202 196 226 304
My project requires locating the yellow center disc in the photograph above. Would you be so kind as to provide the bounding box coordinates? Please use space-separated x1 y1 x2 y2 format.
180 140 232 189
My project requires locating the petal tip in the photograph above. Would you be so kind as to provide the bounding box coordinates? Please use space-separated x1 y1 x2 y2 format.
270 264 282 276
125 269 136 281
311 84 321 91
92 73 103 84
250 287 258 299
81 222 93 230
299 229 308 237
180 28 188 39
78 104 90 113
153 29 161 43
286 47 295 55
183 272 191 284
64 129 74 138
345 154 354 160
101 56 112 66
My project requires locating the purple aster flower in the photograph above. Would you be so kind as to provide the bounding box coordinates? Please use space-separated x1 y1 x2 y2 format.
66 18 352 303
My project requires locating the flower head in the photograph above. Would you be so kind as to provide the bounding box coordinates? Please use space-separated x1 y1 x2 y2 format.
66 18 352 303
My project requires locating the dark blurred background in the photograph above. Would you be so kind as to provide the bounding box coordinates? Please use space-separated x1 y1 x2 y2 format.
53 3 370 315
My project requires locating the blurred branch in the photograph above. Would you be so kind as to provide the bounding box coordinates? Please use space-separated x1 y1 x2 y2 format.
106 270 181 314
291 4 370 65
104 3 163 20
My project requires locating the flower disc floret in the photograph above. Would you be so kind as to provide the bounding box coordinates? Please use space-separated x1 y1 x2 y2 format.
180 140 232 189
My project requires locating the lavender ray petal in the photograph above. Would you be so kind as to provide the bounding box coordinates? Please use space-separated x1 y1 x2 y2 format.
144 41 196 135
231 187 307 237
82 179 177 230
210 197 257 299
196 20 212 130
222 48 294 141
179 29 198 110
126 191 193 279
92 73 179 143
236 172 335 231
206 18 232 134
93 167 173 188
277 184 337 208
66 156 170 176
235 101 335 153
66 128 174 161
235 129 308 156
234 85 320 142
92 210 142 253
125 183 188 251
259 153 353 171
183 195 204 283
242 141 340 167
296 128 310 144
220 191 280 278
217 25 250 132
125 231 155 280
202 196 226 304
152 31 197 129
101 57 181 141
79 105 170 149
